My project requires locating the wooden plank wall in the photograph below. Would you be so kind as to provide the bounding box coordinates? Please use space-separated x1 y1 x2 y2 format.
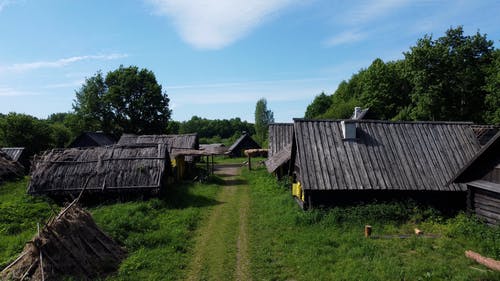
472 187 500 225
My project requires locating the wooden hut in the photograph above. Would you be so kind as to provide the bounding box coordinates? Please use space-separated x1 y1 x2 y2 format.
200 143 227 155
28 144 172 197
226 133 261 157
1 147 29 171
451 132 500 225
291 119 481 209
117 133 199 180
68 132 116 148
265 123 294 178
0 150 24 184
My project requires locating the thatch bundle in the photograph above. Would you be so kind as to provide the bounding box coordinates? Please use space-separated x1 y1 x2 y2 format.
0 150 24 184
244 149 268 157
1 204 126 281
28 144 171 196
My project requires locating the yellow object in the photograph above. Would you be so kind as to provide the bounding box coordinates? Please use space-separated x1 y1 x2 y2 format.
171 157 185 180
292 182 304 201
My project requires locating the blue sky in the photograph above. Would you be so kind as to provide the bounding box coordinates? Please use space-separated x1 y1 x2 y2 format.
0 0 499 122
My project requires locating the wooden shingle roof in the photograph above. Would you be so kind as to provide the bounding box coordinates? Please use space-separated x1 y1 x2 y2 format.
293 119 481 192
1 147 25 162
268 123 294 157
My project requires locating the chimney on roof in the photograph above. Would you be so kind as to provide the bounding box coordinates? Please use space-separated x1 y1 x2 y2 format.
341 120 356 139
353 107 362 120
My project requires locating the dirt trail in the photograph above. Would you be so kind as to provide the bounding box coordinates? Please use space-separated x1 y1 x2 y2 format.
185 164 252 281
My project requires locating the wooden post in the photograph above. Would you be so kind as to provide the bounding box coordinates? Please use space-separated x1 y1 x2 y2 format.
365 225 372 238
248 154 251 171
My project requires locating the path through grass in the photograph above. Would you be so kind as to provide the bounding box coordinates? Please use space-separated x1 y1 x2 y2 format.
186 164 251 281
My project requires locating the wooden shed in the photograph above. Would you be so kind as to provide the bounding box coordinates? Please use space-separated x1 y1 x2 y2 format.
226 133 261 157
0 150 24 184
28 144 172 197
1 147 29 171
117 133 199 180
452 132 500 225
68 132 116 148
291 119 481 209
265 123 294 178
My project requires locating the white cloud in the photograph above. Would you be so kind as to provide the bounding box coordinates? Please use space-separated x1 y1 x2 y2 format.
324 30 367 47
43 80 85 89
0 53 128 73
147 0 296 49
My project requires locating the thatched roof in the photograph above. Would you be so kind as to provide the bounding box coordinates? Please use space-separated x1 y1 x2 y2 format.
200 144 227 155
28 144 171 196
0 150 24 184
68 132 116 148
117 133 199 158
1 204 126 281
293 119 481 192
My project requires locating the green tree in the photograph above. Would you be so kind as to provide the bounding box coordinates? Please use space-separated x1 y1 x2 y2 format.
254 98 274 146
305 92 332 119
73 66 171 136
484 49 500 124
0 113 53 155
404 26 494 122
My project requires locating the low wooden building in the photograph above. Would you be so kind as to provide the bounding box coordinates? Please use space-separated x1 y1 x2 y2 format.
117 133 199 180
0 150 24 184
28 144 172 197
226 133 261 157
1 147 29 171
68 132 116 148
266 123 294 178
291 119 481 209
452 132 500 225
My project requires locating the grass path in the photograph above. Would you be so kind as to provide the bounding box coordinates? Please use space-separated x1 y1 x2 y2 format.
185 164 251 281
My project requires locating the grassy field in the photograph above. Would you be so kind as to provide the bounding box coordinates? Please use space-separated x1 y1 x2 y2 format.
0 178 221 281
2 169 500 280
244 167 500 281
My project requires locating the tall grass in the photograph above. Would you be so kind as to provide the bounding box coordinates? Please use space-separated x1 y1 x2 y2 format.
0 178 55 268
0 178 221 281
244 167 500 281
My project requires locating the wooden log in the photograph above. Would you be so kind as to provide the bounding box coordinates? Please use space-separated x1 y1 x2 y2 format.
365 225 372 238
465 250 500 271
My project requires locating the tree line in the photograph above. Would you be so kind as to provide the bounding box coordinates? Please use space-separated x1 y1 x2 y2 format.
305 27 499 124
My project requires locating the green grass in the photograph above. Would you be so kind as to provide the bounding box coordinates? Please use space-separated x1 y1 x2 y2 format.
0 177 56 269
0 177 221 281
244 167 500 281
210 156 266 165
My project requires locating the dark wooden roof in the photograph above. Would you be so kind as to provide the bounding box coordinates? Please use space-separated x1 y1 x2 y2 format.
1 147 25 162
68 132 116 148
293 119 481 192
452 131 500 184
227 134 261 155
268 123 294 157
471 125 499 146
117 133 199 158
265 143 292 173
28 144 172 196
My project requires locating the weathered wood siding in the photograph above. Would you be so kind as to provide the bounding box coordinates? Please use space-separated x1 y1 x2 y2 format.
268 123 294 157
470 185 500 225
